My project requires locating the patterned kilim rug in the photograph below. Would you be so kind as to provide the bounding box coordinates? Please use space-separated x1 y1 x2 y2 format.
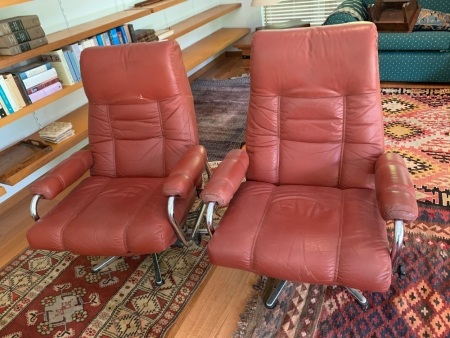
233 87 450 338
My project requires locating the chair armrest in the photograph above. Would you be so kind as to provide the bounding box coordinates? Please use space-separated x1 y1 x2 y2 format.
375 152 418 222
201 149 249 207
163 145 207 199
30 149 94 200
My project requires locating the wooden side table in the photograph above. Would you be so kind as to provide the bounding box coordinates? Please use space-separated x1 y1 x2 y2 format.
233 19 310 72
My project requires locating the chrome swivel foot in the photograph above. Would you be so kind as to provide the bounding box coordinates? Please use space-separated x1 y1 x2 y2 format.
92 256 119 273
152 253 164 286
345 287 369 311
265 280 288 309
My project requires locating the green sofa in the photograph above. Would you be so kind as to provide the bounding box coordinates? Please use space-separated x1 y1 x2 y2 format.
323 0 450 83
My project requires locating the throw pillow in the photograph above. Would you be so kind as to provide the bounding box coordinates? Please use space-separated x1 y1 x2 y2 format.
413 8 450 31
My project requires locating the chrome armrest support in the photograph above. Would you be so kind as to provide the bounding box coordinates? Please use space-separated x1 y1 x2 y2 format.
391 219 404 269
206 201 216 237
167 196 192 247
30 194 42 221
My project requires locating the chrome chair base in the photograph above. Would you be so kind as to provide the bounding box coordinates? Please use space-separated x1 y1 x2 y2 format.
264 280 370 311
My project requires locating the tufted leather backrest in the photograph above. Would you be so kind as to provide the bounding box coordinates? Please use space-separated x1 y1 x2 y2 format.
80 42 198 178
247 23 383 189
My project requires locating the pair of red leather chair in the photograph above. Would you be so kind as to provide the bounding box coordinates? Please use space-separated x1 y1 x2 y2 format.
28 23 417 310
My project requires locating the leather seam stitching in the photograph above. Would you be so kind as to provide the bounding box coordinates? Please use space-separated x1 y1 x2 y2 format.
334 189 344 283
61 177 111 251
250 186 276 271
338 95 346 187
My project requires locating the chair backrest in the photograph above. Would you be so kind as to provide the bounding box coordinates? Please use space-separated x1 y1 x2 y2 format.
80 41 198 178
247 22 383 189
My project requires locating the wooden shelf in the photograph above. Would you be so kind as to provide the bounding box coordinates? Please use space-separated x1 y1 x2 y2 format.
150 0 186 13
182 28 250 72
0 82 84 128
0 0 31 8
0 104 89 186
168 4 242 40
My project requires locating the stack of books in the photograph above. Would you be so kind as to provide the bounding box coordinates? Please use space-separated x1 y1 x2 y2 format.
131 28 158 42
0 15 48 56
39 121 75 144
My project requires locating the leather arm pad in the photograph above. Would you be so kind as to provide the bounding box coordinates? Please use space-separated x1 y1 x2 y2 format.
30 150 94 200
201 149 249 207
163 145 207 198
375 152 418 222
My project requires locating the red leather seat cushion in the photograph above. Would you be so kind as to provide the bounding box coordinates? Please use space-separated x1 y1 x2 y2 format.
207 181 392 292
27 176 196 256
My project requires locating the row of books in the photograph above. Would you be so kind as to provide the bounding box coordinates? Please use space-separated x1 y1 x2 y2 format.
0 61 63 118
0 15 48 56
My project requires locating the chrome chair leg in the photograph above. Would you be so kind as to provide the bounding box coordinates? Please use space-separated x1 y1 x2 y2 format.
152 253 164 286
265 279 288 309
345 287 369 311
92 256 119 273
391 219 406 278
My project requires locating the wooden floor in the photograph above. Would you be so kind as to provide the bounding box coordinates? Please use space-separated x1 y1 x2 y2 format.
1 52 449 337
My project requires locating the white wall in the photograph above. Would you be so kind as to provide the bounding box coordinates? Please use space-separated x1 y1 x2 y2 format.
0 0 262 204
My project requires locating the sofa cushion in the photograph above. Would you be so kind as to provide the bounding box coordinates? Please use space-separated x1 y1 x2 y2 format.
378 31 450 50
414 8 450 31
323 0 369 25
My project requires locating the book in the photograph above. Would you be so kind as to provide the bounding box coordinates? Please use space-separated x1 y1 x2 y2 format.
115 27 125 44
95 34 105 46
41 50 76 86
12 61 52 80
0 75 19 112
26 77 60 95
28 81 62 103
127 24 137 43
63 50 79 82
12 74 31 105
3 74 26 109
0 26 46 48
62 45 81 80
0 15 41 36
108 28 121 45
0 36 48 56
120 25 132 44
155 28 174 41
66 43 82 64
22 67 58 90
0 94 11 117
0 104 7 118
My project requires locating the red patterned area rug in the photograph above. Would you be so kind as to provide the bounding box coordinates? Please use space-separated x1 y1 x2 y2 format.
0 200 210 338
233 88 450 338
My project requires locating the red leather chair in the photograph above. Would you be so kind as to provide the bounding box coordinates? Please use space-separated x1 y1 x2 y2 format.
27 41 209 286
201 23 418 309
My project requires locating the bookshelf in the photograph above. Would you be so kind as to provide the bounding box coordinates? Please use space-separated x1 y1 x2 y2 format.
0 0 31 8
0 2 247 187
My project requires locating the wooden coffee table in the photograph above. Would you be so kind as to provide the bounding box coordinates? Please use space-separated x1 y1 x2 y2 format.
233 19 310 72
